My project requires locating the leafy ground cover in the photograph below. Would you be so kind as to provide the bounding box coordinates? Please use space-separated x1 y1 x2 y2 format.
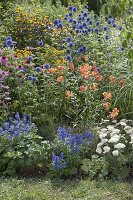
0 178 133 200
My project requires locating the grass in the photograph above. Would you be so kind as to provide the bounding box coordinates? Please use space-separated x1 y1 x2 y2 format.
0 177 133 200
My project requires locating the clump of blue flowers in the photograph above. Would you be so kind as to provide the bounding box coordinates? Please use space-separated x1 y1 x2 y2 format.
0 112 36 140
52 127 94 172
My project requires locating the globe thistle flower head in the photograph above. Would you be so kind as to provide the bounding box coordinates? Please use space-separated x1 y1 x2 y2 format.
54 20 59 26
119 25 122 31
83 12 88 17
28 75 33 80
84 5 88 9
82 45 87 52
68 42 74 48
66 49 71 54
105 35 110 40
96 21 100 26
72 25 76 29
69 18 74 23
68 13 72 17
66 54 72 61
67 36 71 42
82 22 87 27
79 25 83 30
113 23 117 28
43 63 50 69
38 40 44 46
73 7 77 12
28 56 33 62
94 27 99 33
73 20 77 24
103 26 108 31
87 17 90 22
107 19 111 24
68 6 73 11
77 47 83 53
88 20 93 25
88 27 92 32
35 66 41 72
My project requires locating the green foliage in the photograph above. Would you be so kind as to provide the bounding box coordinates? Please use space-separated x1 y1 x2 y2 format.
81 155 108 180
0 129 51 176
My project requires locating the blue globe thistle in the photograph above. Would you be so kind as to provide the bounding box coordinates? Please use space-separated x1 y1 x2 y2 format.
82 45 87 52
43 63 50 69
119 25 122 31
88 27 92 32
96 21 100 26
103 26 108 31
84 5 88 9
6 40 13 47
88 20 93 25
72 7 77 12
35 67 41 72
67 36 71 42
54 20 59 26
77 47 83 53
72 25 76 29
87 17 90 22
68 6 73 11
83 12 88 17
66 49 71 54
105 35 110 40
107 19 111 24
38 40 44 46
73 20 77 24
113 23 117 28
58 24 63 28
79 25 83 30
64 17 68 20
78 16 82 21
69 18 74 23
68 13 73 17
66 54 72 61
28 75 33 80
82 22 87 27
94 27 99 33
32 76 37 81
68 42 74 48
28 56 33 62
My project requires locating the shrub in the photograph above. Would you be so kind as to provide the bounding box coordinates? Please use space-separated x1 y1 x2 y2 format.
0 113 51 176
49 127 94 177
95 118 133 179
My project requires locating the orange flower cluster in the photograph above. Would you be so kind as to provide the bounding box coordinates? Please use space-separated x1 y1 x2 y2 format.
79 85 88 92
110 108 120 118
102 102 111 110
103 92 112 100
57 76 64 83
90 83 98 90
65 91 74 99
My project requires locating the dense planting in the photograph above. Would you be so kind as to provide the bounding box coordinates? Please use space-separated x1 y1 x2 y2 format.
0 0 132 180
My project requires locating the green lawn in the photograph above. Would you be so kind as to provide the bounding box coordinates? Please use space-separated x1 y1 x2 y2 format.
0 177 133 200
